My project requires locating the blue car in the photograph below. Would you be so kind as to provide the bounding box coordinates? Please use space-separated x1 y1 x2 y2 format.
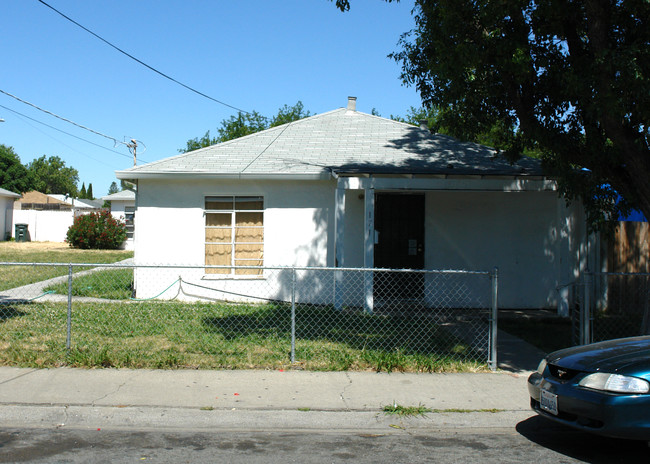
528 336 650 440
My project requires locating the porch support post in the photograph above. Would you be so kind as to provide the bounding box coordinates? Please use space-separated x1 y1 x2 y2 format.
334 186 345 310
364 187 375 314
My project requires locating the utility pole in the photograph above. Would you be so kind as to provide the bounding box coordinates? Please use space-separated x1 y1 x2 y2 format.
127 139 137 166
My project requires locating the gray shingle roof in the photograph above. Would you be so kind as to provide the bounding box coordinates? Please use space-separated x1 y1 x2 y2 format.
117 106 542 180
101 190 136 201
0 187 21 198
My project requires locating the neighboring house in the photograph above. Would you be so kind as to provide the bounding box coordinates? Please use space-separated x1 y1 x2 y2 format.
48 194 104 210
116 97 596 310
0 187 21 241
13 191 74 242
101 189 136 250
16 191 72 211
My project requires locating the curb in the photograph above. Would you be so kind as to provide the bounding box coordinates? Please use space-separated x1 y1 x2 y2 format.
0 404 535 432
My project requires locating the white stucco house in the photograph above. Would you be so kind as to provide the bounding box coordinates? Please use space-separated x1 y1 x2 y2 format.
101 189 136 250
116 97 596 310
0 187 21 241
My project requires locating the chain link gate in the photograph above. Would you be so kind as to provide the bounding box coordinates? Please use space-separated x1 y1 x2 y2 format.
0 262 498 371
572 271 650 345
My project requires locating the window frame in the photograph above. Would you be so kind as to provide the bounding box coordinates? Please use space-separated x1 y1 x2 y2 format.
124 206 135 239
204 195 264 277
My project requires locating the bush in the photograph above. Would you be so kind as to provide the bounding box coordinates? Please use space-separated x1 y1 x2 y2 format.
66 210 127 249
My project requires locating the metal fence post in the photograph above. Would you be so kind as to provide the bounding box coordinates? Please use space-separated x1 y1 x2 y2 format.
291 267 296 364
489 267 498 371
582 271 592 345
364 269 374 315
66 263 73 351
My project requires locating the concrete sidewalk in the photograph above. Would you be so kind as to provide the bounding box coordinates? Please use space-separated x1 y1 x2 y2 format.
0 367 535 432
0 259 135 304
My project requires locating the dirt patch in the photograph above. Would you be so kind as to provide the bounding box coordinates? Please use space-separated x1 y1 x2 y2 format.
0 241 71 252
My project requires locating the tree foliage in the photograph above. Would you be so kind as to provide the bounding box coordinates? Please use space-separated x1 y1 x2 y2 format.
331 0 397 11
79 182 95 199
0 144 32 193
180 101 311 153
269 101 311 128
336 0 650 229
108 181 120 195
390 106 541 158
27 155 79 196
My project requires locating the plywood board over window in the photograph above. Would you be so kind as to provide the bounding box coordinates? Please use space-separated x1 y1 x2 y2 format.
205 196 264 275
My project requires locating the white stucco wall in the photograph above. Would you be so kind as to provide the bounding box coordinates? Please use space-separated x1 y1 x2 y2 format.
108 199 135 250
339 187 589 309
132 178 335 303
132 177 590 309
109 200 127 219
0 196 15 241
422 190 585 309
11 210 74 242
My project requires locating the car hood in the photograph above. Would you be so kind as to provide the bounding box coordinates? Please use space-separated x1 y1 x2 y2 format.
548 336 650 375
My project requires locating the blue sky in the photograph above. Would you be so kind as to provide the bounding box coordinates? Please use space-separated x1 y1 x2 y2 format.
1 0 421 197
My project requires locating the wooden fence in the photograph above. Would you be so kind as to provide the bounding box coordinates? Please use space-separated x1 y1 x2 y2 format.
603 222 649 330
608 221 649 273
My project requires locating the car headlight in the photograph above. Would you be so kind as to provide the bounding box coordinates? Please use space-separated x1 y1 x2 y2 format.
579 373 650 394
536 359 548 374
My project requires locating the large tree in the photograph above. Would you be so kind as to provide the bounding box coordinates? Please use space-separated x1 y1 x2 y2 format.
335 0 650 229
107 181 120 195
180 101 311 153
0 144 32 193
27 155 79 196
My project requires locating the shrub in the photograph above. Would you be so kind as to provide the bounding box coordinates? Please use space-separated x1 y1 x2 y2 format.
66 210 127 249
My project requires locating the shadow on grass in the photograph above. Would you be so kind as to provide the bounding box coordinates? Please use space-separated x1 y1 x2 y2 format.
202 303 472 357
0 304 27 321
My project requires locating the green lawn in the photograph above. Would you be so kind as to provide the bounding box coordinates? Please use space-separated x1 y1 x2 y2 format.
0 243 487 372
0 243 133 292
44 268 134 300
0 299 487 372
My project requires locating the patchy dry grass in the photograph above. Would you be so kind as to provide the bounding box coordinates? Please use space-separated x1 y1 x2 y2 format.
0 242 133 292
383 403 432 417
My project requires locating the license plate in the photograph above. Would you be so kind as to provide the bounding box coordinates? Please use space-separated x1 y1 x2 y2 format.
540 389 558 416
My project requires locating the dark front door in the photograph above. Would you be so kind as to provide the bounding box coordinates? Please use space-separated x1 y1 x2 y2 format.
374 193 425 300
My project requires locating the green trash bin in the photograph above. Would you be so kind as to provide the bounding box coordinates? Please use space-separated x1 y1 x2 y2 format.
14 223 29 242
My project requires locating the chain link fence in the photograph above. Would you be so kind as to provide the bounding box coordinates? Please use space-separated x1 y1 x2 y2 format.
0 262 498 371
571 272 650 345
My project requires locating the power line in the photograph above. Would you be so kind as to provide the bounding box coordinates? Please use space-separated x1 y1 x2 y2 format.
0 89 127 147
0 103 146 163
36 0 251 115
4 107 120 169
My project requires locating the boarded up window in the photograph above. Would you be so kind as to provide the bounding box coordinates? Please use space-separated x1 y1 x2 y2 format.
205 196 263 275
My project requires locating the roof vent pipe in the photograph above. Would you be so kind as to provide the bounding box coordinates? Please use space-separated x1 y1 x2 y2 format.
347 96 357 111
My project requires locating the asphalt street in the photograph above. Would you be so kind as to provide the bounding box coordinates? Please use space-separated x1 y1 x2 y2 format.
1 367 649 462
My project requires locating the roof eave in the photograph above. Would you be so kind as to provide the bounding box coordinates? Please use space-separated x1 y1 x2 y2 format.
115 171 333 181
